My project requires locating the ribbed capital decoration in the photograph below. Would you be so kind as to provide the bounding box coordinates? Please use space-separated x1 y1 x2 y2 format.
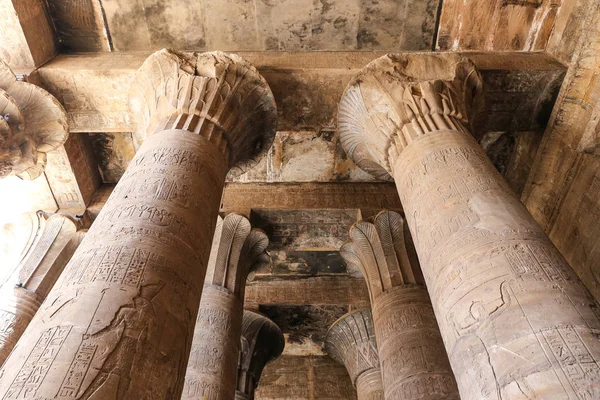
0 212 80 365
340 210 423 303
206 214 270 299
340 211 459 399
0 60 68 179
236 310 285 399
338 53 483 180
325 309 382 396
129 49 277 176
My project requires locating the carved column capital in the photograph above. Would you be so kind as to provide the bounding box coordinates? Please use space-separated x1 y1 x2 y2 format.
338 53 483 180
340 210 423 303
206 214 269 299
129 49 277 176
0 61 68 179
325 309 380 386
237 310 284 397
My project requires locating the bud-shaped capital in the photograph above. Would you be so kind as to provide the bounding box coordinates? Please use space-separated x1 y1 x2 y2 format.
325 309 380 386
206 214 270 299
129 49 277 176
338 53 483 180
237 310 284 397
0 61 68 179
340 211 424 303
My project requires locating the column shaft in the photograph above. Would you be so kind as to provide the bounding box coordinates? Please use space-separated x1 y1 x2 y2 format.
0 129 226 399
183 286 243 399
355 369 384 400
372 286 457 399
394 129 600 398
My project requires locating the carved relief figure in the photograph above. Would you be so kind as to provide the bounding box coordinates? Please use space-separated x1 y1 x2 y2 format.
0 50 276 399
338 53 600 399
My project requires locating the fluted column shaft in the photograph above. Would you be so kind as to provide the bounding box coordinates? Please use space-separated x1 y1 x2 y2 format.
393 128 600 398
0 129 226 398
355 369 384 400
372 286 455 399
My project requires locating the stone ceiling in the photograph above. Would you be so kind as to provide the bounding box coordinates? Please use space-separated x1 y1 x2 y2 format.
48 0 441 52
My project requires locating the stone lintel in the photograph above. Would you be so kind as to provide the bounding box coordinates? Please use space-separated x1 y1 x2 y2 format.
85 182 403 223
35 51 565 134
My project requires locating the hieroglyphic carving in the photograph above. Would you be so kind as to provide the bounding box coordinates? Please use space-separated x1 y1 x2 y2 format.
340 211 459 400
0 60 68 179
325 309 383 400
236 310 284 399
182 214 269 400
129 49 277 176
338 53 600 399
0 49 276 399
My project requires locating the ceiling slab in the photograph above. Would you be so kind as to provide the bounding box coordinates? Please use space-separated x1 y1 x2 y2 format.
93 0 440 52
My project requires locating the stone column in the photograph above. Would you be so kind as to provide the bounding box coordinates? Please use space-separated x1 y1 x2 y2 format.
338 53 600 399
325 309 384 400
236 310 284 400
341 211 459 399
182 214 269 399
0 59 68 179
0 212 82 365
0 49 276 399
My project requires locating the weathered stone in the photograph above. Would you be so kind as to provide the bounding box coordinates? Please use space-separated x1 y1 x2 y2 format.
0 60 68 180
437 0 562 51
0 212 81 365
0 0 57 69
325 309 383 400
236 311 284 400
0 50 276 399
46 0 111 52
96 0 438 52
341 211 458 399
244 276 369 309
339 53 600 399
255 355 357 399
521 0 600 307
182 214 269 400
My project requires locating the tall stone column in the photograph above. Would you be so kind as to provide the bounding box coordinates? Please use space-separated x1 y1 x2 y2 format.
325 309 384 400
0 212 82 365
236 310 284 400
341 211 459 399
0 49 276 399
182 214 269 399
338 53 600 399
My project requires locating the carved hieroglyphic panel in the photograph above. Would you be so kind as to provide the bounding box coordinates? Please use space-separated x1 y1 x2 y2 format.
394 131 600 399
0 130 227 399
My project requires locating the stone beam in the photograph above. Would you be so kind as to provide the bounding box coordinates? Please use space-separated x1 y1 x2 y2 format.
86 182 402 222
244 276 370 309
0 0 57 70
35 51 565 134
